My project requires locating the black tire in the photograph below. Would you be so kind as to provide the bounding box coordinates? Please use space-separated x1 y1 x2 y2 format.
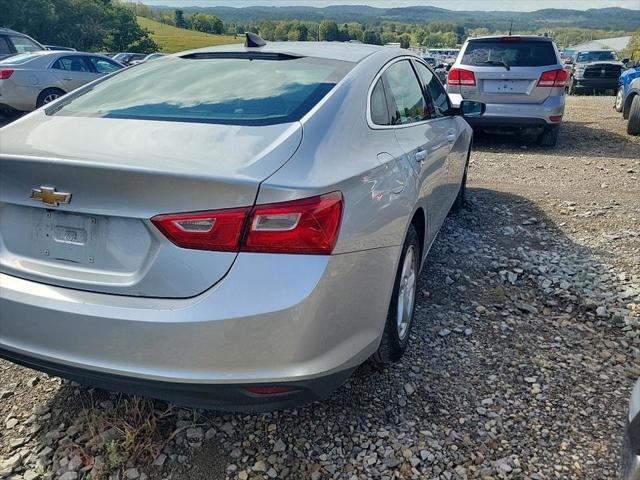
537 126 560 147
36 88 65 108
628 95 640 135
373 225 420 364
567 78 576 95
615 87 624 113
450 153 469 213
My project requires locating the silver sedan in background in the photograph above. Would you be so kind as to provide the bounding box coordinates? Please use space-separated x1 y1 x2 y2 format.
0 50 123 111
0 38 484 411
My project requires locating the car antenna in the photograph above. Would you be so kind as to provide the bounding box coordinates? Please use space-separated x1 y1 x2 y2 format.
245 32 266 48
508 20 513 36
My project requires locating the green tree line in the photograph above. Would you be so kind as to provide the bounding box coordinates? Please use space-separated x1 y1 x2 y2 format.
0 0 157 53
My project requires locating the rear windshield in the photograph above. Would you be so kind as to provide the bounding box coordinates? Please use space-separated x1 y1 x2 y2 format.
461 40 558 67
576 51 617 62
0 53 41 65
49 55 352 126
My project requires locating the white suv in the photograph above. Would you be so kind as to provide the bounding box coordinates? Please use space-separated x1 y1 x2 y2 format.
447 35 566 146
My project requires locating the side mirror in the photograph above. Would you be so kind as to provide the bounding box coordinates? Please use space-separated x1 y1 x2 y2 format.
445 64 452 71
437 64 445 69
460 100 485 117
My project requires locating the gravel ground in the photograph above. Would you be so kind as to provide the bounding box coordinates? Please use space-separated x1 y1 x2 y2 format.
1 95 639 480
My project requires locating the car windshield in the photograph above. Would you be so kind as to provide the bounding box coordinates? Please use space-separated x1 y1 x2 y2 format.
576 51 617 62
461 40 558 67
49 55 352 126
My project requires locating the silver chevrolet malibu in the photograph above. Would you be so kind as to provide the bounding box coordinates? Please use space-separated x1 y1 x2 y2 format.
0 37 484 410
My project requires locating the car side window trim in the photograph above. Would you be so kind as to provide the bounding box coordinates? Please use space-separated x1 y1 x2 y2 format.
367 56 453 131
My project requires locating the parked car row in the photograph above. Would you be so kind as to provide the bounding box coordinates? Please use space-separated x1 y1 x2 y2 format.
0 27 168 113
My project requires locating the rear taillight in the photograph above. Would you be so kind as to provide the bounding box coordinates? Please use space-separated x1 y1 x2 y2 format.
151 207 250 251
0 69 14 80
151 192 343 255
244 192 342 255
537 69 568 88
447 68 476 86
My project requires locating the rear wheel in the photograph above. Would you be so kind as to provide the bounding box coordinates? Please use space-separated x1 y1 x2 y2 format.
36 88 65 108
615 87 624 112
537 126 560 147
567 78 576 95
373 226 420 364
627 95 640 135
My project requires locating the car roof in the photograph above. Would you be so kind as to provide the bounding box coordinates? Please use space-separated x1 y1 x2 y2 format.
467 35 554 43
0 27 27 36
179 41 385 63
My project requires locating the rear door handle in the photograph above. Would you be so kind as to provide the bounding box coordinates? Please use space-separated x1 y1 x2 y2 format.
62 77 73 81
447 132 457 143
414 149 428 162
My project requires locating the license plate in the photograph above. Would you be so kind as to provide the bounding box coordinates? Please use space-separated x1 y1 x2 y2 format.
484 79 529 94
34 210 99 264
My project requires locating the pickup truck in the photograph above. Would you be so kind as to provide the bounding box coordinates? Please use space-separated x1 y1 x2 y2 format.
565 50 627 95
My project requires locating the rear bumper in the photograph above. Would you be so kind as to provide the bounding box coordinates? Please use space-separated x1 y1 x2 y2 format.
0 247 400 410
448 93 564 127
0 82 39 111
0 347 353 411
573 76 618 90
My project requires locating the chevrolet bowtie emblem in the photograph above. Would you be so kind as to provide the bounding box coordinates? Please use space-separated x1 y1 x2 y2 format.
30 186 71 207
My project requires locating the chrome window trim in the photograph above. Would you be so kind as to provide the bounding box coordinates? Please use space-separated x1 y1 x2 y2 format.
366 55 452 130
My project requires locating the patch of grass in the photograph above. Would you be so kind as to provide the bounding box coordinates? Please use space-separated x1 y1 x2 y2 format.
137 16 241 53
82 396 176 477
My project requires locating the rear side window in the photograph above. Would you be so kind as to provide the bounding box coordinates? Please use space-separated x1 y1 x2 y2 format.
52 56 90 72
461 40 558 67
0 37 11 55
9 35 43 54
370 78 390 125
382 60 428 125
49 55 352 125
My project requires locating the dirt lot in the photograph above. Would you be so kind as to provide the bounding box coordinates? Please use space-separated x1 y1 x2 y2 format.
1 96 639 480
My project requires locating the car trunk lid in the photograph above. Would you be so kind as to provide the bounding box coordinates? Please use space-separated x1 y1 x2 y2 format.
0 113 302 297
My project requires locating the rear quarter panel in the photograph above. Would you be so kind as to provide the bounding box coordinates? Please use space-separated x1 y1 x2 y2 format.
255 50 418 255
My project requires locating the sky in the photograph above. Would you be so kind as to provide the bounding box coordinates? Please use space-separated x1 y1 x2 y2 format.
139 0 640 11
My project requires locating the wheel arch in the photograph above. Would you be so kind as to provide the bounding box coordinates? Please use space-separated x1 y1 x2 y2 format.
409 207 426 263
623 90 639 119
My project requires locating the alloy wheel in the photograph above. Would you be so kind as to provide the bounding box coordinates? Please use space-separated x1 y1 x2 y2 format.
43 93 60 104
396 245 416 340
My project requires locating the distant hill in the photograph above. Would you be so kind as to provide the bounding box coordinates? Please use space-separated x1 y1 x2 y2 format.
137 16 240 53
148 5 640 31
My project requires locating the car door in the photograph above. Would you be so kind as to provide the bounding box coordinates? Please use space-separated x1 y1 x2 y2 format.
381 58 451 247
412 59 465 203
50 56 97 91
